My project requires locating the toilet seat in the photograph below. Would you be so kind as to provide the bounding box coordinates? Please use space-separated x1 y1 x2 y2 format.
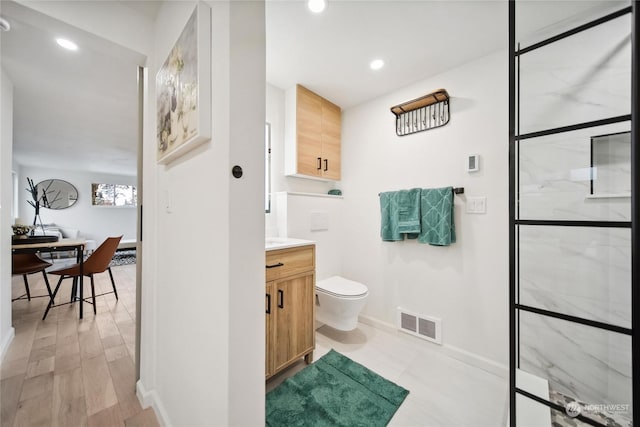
316 276 368 298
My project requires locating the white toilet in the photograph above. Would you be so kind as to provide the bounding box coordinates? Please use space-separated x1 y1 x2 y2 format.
315 276 369 331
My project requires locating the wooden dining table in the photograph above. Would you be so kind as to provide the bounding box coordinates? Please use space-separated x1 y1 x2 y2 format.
11 238 87 319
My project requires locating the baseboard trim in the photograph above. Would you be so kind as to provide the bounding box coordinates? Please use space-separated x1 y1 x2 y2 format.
136 380 171 427
358 314 396 333
358 314 508 379
0 327 15 362
441 342 508 379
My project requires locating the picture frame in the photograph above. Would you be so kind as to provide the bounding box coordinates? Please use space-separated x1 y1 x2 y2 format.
156 2 211 165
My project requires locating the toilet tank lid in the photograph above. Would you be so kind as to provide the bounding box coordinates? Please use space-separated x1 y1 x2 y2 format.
317 276 368 297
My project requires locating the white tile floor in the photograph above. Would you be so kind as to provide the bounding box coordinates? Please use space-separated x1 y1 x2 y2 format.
267 322 508 427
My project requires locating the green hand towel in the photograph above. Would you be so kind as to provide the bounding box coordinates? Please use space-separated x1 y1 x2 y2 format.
418 187 456 246
397 188 421 235
380 191 403 241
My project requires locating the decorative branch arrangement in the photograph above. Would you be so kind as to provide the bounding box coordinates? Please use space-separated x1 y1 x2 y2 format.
26 177 45 235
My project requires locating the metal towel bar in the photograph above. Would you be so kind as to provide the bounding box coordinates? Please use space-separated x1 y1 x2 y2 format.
378 187 464 196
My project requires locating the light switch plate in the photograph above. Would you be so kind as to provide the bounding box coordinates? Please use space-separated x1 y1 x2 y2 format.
466 196 487 214
467 154 479 172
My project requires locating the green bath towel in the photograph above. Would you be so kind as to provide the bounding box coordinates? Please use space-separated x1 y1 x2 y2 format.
418 187 456 246
380 191 402 241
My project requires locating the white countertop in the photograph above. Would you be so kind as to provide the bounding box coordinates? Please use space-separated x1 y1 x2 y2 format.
265 237 315 251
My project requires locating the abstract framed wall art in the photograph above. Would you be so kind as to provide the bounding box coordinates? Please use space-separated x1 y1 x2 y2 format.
156 2 211 164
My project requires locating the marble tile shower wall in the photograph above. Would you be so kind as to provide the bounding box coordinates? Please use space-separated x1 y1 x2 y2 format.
518 14 631 136
520 312 632 410
519 226 631 327
519 123 631 222
517 11 633 417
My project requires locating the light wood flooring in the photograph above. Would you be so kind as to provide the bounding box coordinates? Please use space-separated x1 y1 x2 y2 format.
1 263 159 427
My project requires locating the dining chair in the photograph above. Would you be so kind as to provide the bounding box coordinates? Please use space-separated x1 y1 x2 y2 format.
11 253 53 302
43 236 122 320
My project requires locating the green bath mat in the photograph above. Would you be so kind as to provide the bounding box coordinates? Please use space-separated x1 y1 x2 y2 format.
266 349 409 426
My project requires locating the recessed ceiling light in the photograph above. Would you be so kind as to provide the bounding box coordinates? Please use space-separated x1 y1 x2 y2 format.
56 38 78 51
308 0 326 14
370 59 384 70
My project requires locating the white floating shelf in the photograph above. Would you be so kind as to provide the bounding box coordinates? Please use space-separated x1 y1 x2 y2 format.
585 193 631 199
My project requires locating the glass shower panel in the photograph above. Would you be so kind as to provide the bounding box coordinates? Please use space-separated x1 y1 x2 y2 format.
518 13 630 135
518 311 633 426
519 122 631 221
515 1 630 49
519 225 631 328
513 2 635 426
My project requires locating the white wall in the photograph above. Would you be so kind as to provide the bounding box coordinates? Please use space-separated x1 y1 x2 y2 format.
140 2 265 426
227 4 265 422
7 2 266 426
339 50 510 367
0 68 15 359
274 192 344 281
15 165 136 244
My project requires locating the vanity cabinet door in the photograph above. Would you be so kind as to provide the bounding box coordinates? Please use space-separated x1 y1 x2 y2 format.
320 98 341 180
272 271 315 374
296 85 323 177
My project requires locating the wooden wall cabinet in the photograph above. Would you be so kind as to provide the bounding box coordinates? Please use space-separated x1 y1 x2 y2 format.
265 245 315 379
285 84 341 181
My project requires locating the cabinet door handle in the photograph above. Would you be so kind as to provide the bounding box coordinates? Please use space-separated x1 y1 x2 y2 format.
317 157 322 170
266 293 271 314
266 262 284 269
324 159 328 171
278 289 284 308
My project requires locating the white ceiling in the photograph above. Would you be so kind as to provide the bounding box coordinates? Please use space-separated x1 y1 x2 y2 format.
267 0 630 108
1 1 146 176
1 0 630 176
267 0 508 108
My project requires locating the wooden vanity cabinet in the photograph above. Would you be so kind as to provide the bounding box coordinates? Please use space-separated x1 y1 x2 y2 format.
265 245 315 379
285 85 341 181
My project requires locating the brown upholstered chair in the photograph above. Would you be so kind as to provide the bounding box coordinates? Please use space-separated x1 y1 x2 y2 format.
11 253 53 302
43 236 122 320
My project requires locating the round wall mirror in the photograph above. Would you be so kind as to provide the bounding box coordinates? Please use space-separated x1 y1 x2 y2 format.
36 179 79 209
